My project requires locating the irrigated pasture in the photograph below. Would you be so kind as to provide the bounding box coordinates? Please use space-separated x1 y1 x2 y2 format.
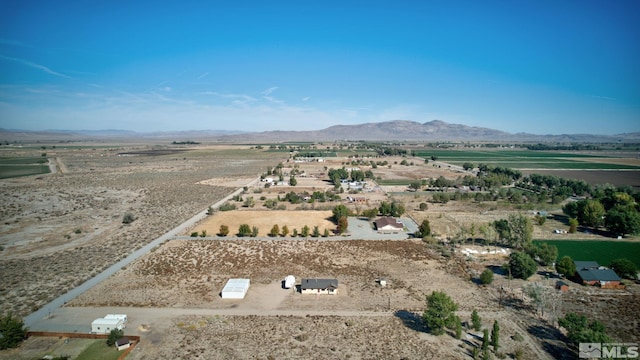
534 240 640 268
414 149 640 170
0 157 50 179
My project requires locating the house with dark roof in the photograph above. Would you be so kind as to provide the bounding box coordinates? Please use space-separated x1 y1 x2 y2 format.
374 217 403 232
574 260 622 289
301 278 338 295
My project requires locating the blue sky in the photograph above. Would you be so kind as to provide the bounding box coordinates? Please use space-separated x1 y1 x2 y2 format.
1 1 638 135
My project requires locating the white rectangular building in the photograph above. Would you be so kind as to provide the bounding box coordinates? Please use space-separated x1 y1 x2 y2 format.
104 314 128 324
91 318 124 334
220 278 250 299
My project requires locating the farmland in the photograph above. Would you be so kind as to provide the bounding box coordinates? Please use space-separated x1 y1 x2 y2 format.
2 140 639 360
0 157 50 179
533 239 640 268
414 149 640 170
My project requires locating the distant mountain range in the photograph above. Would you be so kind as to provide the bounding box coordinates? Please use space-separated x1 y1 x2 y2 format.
1 120 639 143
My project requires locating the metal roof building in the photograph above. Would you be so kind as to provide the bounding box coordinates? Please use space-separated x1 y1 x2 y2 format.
221 278 251 299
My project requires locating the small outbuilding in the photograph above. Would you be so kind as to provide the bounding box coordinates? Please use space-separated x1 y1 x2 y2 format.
221 278 251 299
115 337 131 351
301 278 338 295
555 281 569 292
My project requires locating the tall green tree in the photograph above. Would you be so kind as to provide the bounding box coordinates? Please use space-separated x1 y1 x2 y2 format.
580 199 605 228
568 218 579 233
525 242 558 266
332 204 350 222
609 258 638 279
422 291 458 335
0 313 27 350
508 252 537 280
471 309 482 331
481 329 489 351
507 214 533 249
492 219 510 242
491 320 500 352
605 206 640 237
556 256 576 277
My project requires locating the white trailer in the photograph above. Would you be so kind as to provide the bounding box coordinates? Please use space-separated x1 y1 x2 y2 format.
91 318 124 334
284 275 295 289
104 314 128 325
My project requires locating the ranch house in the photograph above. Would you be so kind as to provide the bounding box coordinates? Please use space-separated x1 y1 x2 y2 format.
301 278 339 295
574 261 623 289
374 216 403 232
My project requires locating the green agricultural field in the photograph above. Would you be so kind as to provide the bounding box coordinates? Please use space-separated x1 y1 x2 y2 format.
533 240 640 269
414 149 640 170
375 179 413 186
0 157 50 179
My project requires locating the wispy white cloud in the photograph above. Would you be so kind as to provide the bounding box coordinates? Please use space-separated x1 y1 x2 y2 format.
589 94 616 101
302 96 310 101
197 72 209 79
0 54 71 78
261 86 278 96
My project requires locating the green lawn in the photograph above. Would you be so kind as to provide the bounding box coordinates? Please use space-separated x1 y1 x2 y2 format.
75 340 123 360
533 240 640 268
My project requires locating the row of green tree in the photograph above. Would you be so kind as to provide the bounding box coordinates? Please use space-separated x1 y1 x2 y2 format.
197 224 334 238
563 193 640 236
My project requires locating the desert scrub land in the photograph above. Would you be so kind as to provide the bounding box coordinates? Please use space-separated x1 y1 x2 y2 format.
0 144 283 317
127 313 545 360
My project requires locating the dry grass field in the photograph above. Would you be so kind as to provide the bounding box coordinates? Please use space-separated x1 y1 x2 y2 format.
191 210 336 237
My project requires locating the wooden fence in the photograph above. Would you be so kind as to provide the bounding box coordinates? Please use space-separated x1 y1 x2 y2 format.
26 332 140 360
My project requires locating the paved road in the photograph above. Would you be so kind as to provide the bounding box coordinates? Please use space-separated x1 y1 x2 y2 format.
24 177 260 329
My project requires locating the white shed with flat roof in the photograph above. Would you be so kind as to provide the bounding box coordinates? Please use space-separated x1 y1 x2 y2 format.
220 278 250 299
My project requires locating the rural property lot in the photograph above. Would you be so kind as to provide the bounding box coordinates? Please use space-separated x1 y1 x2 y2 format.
2 143 639 359
67 239 553 360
